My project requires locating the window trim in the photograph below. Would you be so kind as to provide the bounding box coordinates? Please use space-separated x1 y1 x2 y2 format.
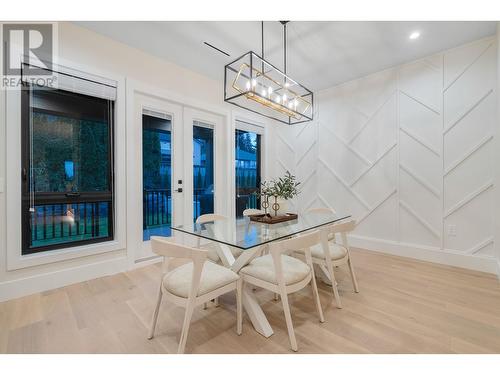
235 119 265 135
20 86 115 254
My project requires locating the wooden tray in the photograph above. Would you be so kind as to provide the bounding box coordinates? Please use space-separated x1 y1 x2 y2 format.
249 213 298 224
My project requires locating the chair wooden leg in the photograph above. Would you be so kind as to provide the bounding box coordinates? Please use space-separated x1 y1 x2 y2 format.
148 285 163 339
348 257 359 293
280 291 298 352
214 297 220 307
310 274 325 323
203 302 208 310
236 279 243 335
178 302 195 354
326 261 342 309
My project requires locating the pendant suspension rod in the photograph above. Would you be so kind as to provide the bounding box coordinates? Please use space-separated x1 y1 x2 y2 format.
261 21 264 74
283 22 287 75
280 21 289 85
261 21 264 59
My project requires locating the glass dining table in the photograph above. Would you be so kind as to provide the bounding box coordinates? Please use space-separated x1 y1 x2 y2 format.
172 210 351 338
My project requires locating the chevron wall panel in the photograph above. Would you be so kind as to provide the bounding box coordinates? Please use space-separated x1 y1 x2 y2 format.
270 36 497 267
398 54 443 248
443 38 497 257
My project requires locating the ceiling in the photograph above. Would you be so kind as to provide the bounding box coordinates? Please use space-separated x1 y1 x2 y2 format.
75 21 496 91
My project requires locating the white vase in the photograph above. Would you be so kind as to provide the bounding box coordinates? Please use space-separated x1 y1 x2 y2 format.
273 198 288 216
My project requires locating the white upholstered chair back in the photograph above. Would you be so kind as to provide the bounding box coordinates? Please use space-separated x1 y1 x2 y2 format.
195 213 228 248
196 213 228 224
243 208 264 216
267 230 320 289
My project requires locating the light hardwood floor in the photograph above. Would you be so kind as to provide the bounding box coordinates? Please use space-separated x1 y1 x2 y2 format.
1 248 500 354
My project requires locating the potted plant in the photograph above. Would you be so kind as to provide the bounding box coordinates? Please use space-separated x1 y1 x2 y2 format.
260 171 301 216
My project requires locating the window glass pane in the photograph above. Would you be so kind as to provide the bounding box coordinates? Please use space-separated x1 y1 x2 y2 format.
22 87 114 254
193 123 214 221
142 114 172 240
32 112 110 192
235 129 261 217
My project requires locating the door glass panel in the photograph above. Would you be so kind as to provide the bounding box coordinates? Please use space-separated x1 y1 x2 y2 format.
193 122 214 221
235 129 261 217
142 114 172 240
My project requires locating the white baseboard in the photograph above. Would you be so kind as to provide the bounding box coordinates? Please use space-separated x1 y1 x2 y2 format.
1 236 497 303
349 235 499 275
0 256 129 303
134 254 162 267
0 251 165 303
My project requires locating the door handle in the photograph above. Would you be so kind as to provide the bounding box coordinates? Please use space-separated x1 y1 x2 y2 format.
65 192 81 197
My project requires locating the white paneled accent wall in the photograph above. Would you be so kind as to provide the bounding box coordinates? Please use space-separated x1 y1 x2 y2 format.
272 37 499 273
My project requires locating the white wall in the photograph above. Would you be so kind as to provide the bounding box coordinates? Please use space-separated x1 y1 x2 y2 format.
495 24 500 277
0 22 277 301
274 36 499 274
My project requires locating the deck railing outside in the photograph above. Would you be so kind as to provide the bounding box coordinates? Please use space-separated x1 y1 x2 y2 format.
30 201 111 249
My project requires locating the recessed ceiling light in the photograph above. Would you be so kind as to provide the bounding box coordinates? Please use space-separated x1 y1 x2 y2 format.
409 31 420 40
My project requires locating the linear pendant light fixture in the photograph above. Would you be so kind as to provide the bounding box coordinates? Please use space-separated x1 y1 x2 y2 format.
224 21 314 125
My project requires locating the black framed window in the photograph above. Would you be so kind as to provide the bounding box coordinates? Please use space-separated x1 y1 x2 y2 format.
21 86 114 254
235 128 261 217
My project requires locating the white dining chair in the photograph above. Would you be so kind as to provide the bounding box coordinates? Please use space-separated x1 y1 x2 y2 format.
196 213 243 263
307 207 337 240
148 236 242 354
295 208 359 309
239 230 325 352
242 208 267 293
242 208 266 255
242 208 265 216
196 213 245 308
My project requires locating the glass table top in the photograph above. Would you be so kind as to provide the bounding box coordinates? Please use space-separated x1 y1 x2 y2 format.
172 211 351 250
